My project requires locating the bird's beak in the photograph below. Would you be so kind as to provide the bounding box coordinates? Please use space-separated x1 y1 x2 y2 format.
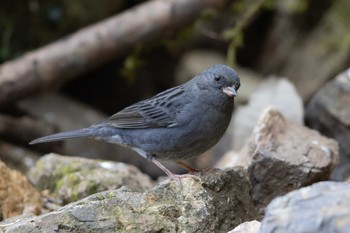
222 86 237 97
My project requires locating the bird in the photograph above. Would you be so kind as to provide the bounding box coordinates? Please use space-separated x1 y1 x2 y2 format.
30 64 240 178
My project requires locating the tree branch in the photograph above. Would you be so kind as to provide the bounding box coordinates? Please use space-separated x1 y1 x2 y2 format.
0 0 229 106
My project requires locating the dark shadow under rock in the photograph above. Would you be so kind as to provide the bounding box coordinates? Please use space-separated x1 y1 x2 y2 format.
0 168 257 233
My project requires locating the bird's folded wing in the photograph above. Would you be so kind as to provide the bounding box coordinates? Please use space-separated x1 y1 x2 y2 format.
93 85 186 129
94 101 176 129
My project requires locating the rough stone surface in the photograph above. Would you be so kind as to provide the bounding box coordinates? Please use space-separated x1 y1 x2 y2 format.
306 68 350 180
215 150 241 169
0 168 257 233
0 140 40 175
0 160 41 219
228 220 261 233
29 153 154 205
232 78 304 150
259 181 350 233
220 107 339 214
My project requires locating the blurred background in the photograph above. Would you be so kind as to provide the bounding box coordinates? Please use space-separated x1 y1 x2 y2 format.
0 0 349 179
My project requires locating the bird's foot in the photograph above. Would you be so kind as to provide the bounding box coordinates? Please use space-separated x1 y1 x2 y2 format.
151 158 201 182
175 161 218 175
175 161 200 173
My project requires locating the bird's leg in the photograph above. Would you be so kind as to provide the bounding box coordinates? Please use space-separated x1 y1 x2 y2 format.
134 150 175 177
150 157 200 181
151 158 175 177
176 161 200 173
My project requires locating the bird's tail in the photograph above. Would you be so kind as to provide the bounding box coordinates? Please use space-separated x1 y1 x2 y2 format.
29 128 93 144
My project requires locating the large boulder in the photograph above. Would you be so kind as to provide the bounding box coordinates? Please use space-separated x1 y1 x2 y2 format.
0 168 257 233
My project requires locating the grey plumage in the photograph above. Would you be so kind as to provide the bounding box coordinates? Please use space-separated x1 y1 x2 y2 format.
30 64 240 177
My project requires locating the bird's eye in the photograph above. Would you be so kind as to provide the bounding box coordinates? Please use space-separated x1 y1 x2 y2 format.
236 82 241 90
214 75 221 81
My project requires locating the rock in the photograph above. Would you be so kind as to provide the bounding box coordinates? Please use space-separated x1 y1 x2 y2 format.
0 168 257 233
215 150 241 169
259 181 350 233
28 153 154 205
19 92 177 178
233 68 263 105
219 107 339 214
231 77 304 150
306 68 350 180
228 220 261 233
0 140 40 175
0 160 41 219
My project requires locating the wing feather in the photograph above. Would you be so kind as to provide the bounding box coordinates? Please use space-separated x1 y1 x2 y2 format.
94 85 185 129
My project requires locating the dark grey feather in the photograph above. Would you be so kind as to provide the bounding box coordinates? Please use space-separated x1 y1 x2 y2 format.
94 85 185 129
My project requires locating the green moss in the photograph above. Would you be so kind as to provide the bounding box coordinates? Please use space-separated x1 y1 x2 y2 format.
120 45 145 82
224 0 268 67
94 192 107 201
54 172 79 193
107 191 117 199
162 25 196 55
324 0 350 45
85 179 99 196
315 0 350 63
57 164 77 176
281 0 308 13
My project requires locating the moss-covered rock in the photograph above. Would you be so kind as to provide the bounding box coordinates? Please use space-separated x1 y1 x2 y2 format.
29 153 154 204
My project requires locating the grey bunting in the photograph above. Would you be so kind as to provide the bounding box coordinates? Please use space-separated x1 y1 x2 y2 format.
30 64 241 177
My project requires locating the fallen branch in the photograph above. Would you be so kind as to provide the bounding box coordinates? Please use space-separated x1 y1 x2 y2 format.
0 0 229 106
0 114 58 148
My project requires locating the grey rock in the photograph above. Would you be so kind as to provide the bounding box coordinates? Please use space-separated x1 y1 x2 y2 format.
231 77 304 150
228 220 261 233
1 168 257 233
0 140 40 175
29 153 154 205
215 150 241 170
233 68 263 105
259 181 350 233
221 107 339 214
306 68 350 181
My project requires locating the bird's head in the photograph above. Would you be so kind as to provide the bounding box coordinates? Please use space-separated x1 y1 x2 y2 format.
196 64 241 98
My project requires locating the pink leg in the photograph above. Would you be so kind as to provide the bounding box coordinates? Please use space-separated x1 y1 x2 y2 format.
151 159 201 181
